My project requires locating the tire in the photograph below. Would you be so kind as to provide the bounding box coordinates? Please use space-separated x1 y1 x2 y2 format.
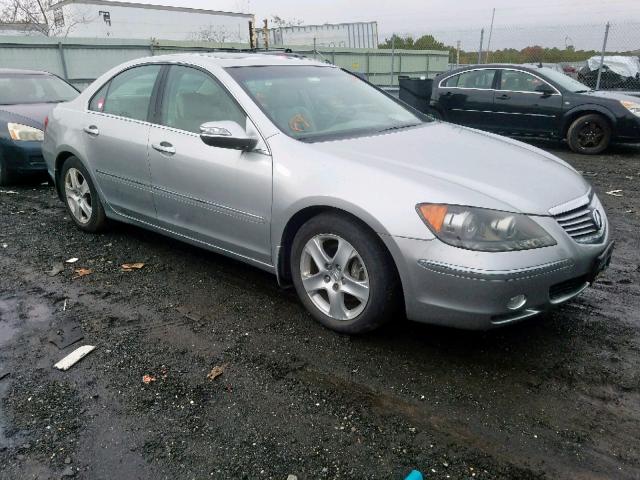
290 212 400 334
0 157 11 186
60 156 107 232
566 114 612 155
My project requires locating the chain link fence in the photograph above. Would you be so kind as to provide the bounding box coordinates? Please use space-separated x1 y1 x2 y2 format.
379 22 640 91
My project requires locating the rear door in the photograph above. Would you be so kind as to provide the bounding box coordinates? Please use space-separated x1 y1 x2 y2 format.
436 69 498 128
147 64 273 264
493 69 563 135
85 64 161 221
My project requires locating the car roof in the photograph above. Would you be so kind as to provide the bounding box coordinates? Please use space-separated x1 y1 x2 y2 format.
141 52 332 68
439 63 549 78
0 68 52 75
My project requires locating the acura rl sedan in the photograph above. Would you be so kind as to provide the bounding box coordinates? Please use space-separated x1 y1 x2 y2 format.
0 68 78 185
43 53 613 333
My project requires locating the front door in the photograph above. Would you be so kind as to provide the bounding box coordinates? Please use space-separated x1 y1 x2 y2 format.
493 69 563 135
84 64 161 221
147 65 272 265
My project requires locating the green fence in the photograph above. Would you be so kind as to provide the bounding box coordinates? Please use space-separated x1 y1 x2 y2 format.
0 36 449 89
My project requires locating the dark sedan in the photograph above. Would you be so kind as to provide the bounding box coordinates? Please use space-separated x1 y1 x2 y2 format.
430 64 640 154
0 69 78 185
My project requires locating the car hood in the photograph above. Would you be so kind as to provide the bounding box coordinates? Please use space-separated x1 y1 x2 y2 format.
579 90 640 103
0 103 54 130
309 122 589 215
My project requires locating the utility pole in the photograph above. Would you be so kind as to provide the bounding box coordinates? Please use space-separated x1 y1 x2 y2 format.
595 22 610 91
478 28 484 64
485 8 495 63
456 40 460 67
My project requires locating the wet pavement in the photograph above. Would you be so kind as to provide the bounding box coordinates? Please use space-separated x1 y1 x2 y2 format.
0 141 639 479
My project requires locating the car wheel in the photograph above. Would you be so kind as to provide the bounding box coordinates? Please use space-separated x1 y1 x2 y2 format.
0 157 11 186
61 156 107 232
567 114 611 154
290 212 400 334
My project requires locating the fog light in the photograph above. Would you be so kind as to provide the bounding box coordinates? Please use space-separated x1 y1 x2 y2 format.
506 294 527 310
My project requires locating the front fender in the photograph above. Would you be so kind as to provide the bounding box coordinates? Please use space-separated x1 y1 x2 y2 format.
561 104 617 133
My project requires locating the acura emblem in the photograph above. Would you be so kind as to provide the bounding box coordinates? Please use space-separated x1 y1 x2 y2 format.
592 209 603 230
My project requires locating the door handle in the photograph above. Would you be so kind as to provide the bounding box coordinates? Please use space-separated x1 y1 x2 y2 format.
83 125 99 136
496 94 511 100
152 142 176 155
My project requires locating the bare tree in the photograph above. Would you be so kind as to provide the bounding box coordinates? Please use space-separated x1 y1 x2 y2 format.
270 15 303 28
191 24 242 44
0 0 87 36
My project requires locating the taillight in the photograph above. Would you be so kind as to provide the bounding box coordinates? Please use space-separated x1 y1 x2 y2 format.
44 115 49 132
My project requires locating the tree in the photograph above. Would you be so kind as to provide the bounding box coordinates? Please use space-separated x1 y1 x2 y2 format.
191 24 242 44
270 15 303 28
0 0 87 36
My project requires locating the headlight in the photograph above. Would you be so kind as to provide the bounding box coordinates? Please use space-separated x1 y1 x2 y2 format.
416 204 556 252
621 100 640 117
7 123 44 141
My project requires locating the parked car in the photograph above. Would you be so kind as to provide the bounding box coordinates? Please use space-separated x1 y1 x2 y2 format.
430 64 640 154
0 68 79 185
43 53 613 333
578 55 640 91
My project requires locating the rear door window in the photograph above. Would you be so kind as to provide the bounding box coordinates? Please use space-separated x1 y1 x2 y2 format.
443 69 496 89
90 65 161 121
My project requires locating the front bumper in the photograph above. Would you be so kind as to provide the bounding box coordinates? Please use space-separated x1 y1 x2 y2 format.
614 113 640 142
0 138 47 174
385 215 612 330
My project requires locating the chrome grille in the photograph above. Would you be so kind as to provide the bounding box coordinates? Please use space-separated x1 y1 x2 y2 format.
552 197 603 243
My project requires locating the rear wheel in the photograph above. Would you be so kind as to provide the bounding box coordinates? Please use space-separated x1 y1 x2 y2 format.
61 156 107 232
291 212 400 334
567 114 611 154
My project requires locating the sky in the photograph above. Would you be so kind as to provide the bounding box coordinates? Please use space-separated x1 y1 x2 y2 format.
133 0 640 50
149 0 640 31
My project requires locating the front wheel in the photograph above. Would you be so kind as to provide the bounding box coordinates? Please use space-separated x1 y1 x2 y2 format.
60 156 107 232
566 114 611 155
290 212 400 334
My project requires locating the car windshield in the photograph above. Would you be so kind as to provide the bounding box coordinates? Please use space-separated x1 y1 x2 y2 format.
226 65 425 142
538 68 592 93
0 74 79 105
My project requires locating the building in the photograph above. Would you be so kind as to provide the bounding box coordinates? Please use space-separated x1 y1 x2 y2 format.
262 22 379 49
48 0 253 42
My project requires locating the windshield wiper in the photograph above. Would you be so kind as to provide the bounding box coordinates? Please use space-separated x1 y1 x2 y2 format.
377 123 421 134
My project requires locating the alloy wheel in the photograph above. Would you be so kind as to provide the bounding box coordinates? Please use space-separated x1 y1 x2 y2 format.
577 121 604 149
64 167 93 224
299 234 370 320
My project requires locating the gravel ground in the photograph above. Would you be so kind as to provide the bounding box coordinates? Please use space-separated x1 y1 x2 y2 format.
0 141 639 480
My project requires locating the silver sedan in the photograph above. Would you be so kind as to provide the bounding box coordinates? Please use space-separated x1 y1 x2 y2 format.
43 53 613 333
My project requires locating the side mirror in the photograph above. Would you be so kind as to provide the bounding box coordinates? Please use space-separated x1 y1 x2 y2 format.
199 121 258 151
535 84 555 96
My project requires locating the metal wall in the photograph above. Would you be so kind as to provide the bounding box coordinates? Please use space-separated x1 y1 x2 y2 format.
0 36 450 89
266 22 379 49
295 47 450 86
